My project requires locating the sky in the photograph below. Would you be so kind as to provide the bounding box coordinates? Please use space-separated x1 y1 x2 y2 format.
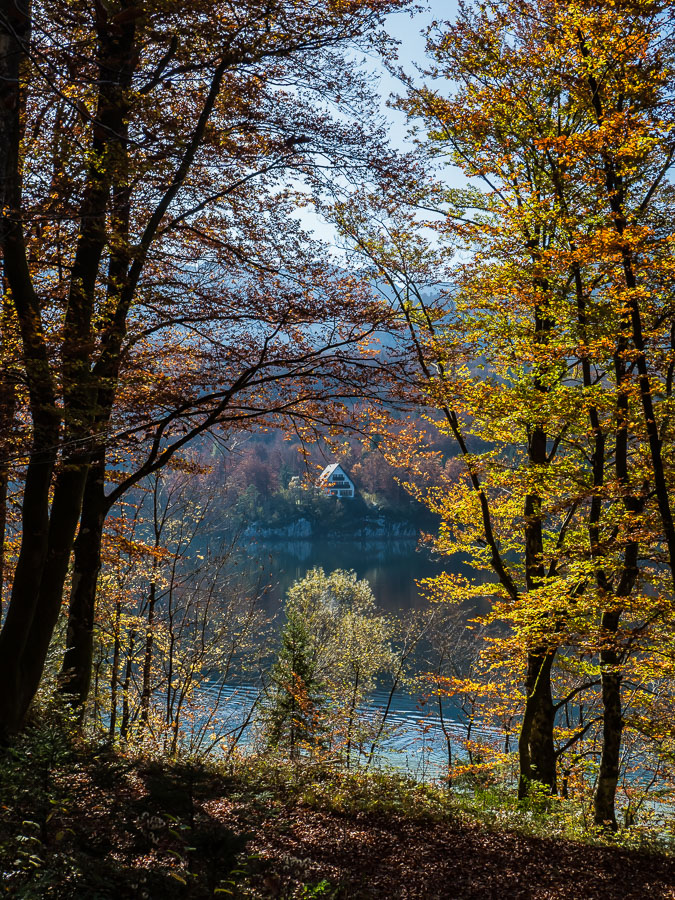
299 0 461 249
379 0 459 147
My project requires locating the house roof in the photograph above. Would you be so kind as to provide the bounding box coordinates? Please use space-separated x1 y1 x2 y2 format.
318 462 351 481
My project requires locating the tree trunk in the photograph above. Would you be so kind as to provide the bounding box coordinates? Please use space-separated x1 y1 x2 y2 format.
0 2 139 736
0 431 59 735
593 542 637 829
518 415 557 797
138 580 157 733
594 610 622 829
574 261 628 828
0 1 29 215
0 291 18 618
12 457 91 721
0 0 62 739
59 453 108 708
120 631 135 742
345 666 360 770
518 648 556 797
0 460 8 619
109 600 122 741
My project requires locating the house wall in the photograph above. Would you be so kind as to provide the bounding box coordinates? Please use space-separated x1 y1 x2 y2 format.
319 465 355 498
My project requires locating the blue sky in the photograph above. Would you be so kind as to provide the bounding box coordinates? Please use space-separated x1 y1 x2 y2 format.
379 0 459 149
300 1 461 248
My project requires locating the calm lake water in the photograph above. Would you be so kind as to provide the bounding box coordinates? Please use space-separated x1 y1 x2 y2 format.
247 535 448 613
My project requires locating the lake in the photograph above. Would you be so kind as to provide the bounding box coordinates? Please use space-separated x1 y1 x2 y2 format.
245 535 448 613
195 534 495 777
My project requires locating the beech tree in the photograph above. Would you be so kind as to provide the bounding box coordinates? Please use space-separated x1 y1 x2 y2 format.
0 0 409 737
331 0 675 827
416 0 675 829
86 465 268 754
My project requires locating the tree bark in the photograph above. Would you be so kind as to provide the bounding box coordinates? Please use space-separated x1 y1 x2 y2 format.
593 610 622 829
13 458 91 720
0 0 62 738
59 452 108 708
518 648 556 797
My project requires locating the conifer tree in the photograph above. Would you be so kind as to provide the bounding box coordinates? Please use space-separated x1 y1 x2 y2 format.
263 607 325 759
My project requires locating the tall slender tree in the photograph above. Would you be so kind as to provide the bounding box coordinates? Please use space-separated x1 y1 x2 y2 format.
390 0 675 825
330 0 675 827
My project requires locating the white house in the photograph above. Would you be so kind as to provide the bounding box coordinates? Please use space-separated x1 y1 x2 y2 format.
318 462 355 498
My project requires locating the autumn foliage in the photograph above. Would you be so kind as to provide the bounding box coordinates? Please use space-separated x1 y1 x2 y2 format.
3 0 675 858
331 0 675 829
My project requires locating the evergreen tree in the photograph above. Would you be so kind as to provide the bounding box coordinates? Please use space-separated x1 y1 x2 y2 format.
263 608 325 759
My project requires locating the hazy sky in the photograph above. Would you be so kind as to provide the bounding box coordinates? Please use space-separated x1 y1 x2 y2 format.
380 0 459 148
301 1 461 248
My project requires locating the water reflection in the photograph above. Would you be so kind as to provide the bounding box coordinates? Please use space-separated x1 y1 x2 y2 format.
246 535 449 613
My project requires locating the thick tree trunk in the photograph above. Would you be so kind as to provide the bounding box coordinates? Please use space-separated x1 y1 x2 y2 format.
59 453 108 708
518 649 556 797
0 6 140 735
0 0 62 739
0 438 57 735
0 1 29 208
12 458 91 721
55 16 135 711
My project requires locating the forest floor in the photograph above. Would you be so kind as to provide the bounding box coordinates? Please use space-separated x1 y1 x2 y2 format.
1 730 674 899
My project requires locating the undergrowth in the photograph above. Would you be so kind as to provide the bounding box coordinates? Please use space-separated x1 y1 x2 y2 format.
1 712 673 899
227 755 675 855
